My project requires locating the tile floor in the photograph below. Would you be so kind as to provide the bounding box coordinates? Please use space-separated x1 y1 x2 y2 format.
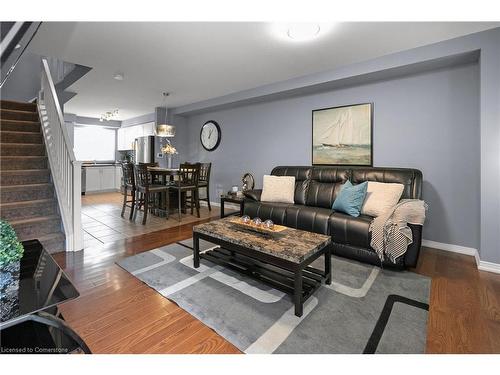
81 192 222 249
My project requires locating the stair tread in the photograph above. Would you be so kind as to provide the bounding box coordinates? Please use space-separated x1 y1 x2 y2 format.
0 142 43 146
0 118 39 123
9 215 61 225
1 169 49 173
0 198 56 207
0 108 37 115
1 182 52 190
0 155 47 159
0 130 41 134
0 100 37 111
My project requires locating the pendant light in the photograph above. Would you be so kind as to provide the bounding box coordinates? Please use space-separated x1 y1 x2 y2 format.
156 92 176 137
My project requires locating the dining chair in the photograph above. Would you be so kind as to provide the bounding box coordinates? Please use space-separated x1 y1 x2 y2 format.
133 164 170 225
198 162 212 211
170 163 201 221
120 162 136 220
139 162 160 183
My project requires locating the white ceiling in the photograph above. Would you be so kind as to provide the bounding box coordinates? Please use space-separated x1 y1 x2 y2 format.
28 22 498 120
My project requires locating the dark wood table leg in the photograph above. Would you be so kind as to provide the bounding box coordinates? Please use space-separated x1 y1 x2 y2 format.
193 232 200 268
239 200 244 216
294 268 303 317
325 246 332 285
220 198 225 218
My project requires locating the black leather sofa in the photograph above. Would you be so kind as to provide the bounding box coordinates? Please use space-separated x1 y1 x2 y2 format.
243 166 423 268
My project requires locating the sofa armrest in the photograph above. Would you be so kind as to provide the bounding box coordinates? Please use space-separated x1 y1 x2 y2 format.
244 189 262 201
404 223 423 268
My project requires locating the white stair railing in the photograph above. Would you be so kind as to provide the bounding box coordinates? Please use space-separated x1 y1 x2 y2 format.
38 58 83 252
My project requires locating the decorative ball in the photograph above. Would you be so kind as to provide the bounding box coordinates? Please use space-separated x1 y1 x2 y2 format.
252 217 262 226
241 215 251 224
263 219 274 229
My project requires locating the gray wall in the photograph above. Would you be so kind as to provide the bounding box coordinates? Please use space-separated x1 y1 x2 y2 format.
1 52 41 102
182 63 480 250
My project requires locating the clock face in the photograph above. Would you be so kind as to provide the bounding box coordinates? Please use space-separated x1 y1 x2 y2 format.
200 120 221 151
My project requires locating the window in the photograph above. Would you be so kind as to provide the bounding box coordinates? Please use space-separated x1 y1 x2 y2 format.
74 125 116 161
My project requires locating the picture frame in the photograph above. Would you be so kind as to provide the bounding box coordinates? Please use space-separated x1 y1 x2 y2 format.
312 102 373 166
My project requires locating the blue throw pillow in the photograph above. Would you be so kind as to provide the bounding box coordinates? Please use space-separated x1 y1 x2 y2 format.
332 180 368 217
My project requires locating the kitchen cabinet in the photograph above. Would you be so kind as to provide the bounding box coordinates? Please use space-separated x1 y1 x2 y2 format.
85 168 101 192
115 165 123 191
84 166 118 192
117 126 135 150
142 123 155 136
117 123 156 150
100 167 116 190
117 128 126 150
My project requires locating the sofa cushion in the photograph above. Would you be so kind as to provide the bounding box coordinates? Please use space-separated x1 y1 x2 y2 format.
329 212 373 248
350 167 422 200
271 166 312 204
243 200 292 225
285 205 333 235
305 167 349 208
332 180 368 217
360 181 404 217
305 180 344 208
261 175 295 203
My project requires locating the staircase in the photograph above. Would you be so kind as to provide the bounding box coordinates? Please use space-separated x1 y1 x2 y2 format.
0 99 65 253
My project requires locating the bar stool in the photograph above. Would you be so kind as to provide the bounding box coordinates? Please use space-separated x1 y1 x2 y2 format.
120 162 136 220
133 164 170 225
198 162 212 211
170 163 201 221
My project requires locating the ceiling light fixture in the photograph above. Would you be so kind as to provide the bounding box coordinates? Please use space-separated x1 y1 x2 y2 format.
113 72 124 81
156 93 175 137
287 23 320 41
99 109 119 122
272 22 335 43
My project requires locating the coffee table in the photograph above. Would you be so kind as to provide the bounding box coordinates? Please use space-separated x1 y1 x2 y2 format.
192 217 332 317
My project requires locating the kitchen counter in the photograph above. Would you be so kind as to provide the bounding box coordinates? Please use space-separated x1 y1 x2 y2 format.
82 163 120 168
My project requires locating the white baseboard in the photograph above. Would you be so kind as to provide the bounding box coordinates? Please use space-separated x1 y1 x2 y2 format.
422 239 500 274
421 239 477 256
478 260 500 274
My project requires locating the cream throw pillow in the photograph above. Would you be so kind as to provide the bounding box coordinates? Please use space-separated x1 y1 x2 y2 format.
260 175 295 204
361 182 404 217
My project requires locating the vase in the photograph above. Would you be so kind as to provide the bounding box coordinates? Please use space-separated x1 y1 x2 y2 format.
167 154 173 169
0 261 21 321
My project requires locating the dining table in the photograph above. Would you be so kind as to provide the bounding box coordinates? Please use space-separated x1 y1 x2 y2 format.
147 166 182 216
147 166 180 185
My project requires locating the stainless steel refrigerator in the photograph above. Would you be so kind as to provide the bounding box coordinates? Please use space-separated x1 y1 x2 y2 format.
134 136 157 164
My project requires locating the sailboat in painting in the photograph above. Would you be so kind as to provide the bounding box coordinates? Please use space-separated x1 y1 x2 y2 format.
319 108 370 148
312 103 372 165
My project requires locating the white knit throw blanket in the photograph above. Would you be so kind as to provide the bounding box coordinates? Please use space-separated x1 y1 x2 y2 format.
369 199 427 264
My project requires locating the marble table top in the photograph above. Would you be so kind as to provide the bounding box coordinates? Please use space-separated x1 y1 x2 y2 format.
193 217 331 263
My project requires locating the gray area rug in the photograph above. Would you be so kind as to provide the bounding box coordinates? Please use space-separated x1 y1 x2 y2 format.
117 238 430 353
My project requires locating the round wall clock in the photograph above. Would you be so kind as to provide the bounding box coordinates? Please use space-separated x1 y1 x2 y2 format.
200 120 221 151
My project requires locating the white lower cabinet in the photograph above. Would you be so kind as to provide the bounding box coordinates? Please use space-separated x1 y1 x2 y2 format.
100 167 116 190
115 166 123 191
85 168 101 192
85 166 119 192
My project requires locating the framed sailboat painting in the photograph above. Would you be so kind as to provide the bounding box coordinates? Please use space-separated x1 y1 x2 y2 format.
312 103 373 166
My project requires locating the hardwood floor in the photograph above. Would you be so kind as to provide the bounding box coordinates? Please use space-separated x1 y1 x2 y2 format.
54 218 241 354
414 248 500 353
52 210 500 354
